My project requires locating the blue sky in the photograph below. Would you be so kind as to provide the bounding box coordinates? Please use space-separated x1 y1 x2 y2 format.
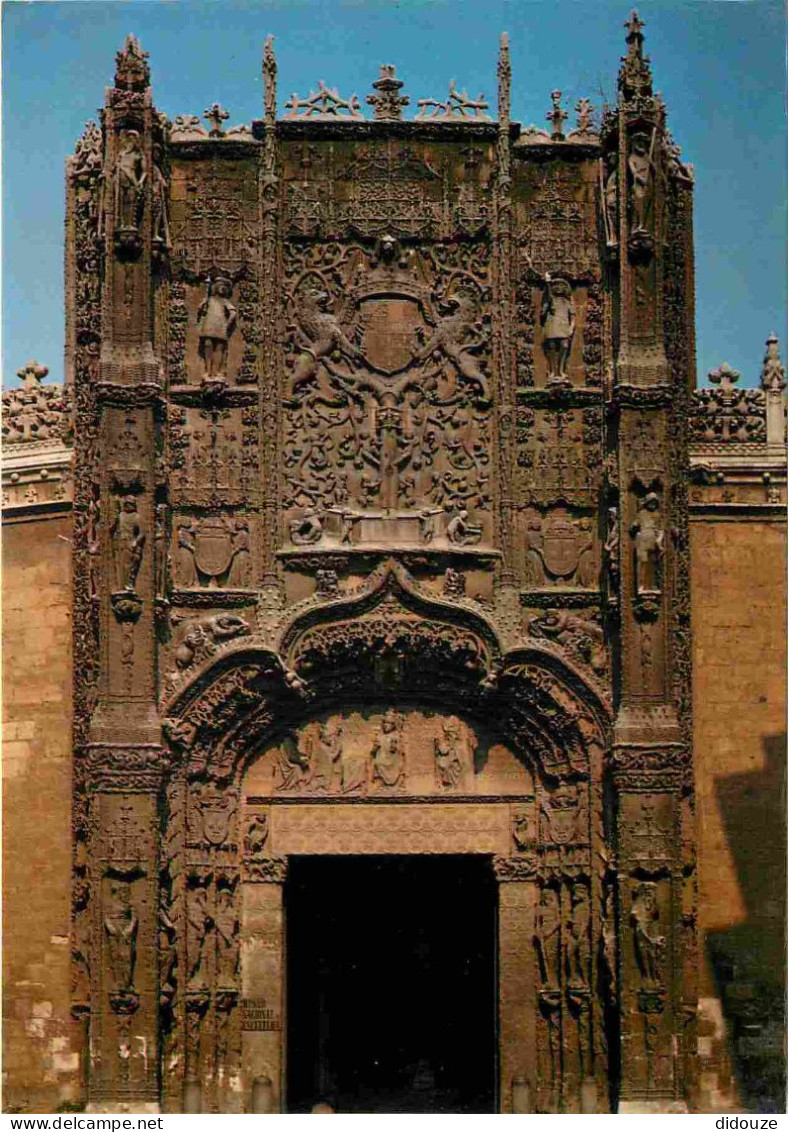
3 0 785 388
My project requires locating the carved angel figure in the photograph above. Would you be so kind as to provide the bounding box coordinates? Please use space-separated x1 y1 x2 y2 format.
104 882 138 992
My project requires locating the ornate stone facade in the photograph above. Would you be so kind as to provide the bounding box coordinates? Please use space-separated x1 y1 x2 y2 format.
2 15 785 1116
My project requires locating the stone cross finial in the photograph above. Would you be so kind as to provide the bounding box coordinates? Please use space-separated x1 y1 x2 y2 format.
204 103 230 137
17 360 49 390
366 64 409 121
707 362 740 396
761 333 786 392
546 90 568 141
624 10 646 55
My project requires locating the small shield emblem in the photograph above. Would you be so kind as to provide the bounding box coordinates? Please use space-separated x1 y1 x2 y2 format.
194 517 234 580
358 297 424 375
541 517 580 579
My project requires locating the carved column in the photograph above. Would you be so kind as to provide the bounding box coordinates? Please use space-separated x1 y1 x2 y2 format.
84 38 168 1109
493 854 538 1112
493 33 517 588
606 14 694 1110
241 854 287 1113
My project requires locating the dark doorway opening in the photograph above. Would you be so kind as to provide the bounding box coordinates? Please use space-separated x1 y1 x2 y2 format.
286 854 498 1113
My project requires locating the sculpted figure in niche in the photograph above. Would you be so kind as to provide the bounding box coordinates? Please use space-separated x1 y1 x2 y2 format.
602 151 618 247
540 275 575 384
227 518 251 588
151 144 170 251
628 131 655 235
104 881 138 992
111 495 146 592
535 886 561 987
174 521 197 588
604 505 620 591
186 883 212 990
197 277 237 378
447 506 482 546
274 734 312 792
115 129 146 232
630 492 664 594
310 721 343 792
630 881 665 985
371 710 405 789
434 716 474 788
215 887 238 986
565 883 591 985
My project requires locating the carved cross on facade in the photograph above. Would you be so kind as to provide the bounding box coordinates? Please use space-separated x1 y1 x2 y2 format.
546 90 568 141
624 10 646 56
708 361 741 400
366 64 409 121
17 360 49 390
204 103 230 137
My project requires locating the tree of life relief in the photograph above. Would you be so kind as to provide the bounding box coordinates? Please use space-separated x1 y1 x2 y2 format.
283 236 494 551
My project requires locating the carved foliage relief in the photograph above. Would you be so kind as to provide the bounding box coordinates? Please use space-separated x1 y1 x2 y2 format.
282 236 494 548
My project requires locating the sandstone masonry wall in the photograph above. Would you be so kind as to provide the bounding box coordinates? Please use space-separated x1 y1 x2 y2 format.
3 513 83 1112
691 517 786 1112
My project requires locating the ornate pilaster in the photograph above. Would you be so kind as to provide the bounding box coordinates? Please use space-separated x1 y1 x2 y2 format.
259 36 284 593
81 37 168 1111
84 746 168 1111
241 834 287 1113
607 12 695 1109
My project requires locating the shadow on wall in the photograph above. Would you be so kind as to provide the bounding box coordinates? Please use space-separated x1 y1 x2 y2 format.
705 732 786 1113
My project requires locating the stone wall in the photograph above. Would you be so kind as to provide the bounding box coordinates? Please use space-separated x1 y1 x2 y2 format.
2 513 83 1112
691 517 786 1113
